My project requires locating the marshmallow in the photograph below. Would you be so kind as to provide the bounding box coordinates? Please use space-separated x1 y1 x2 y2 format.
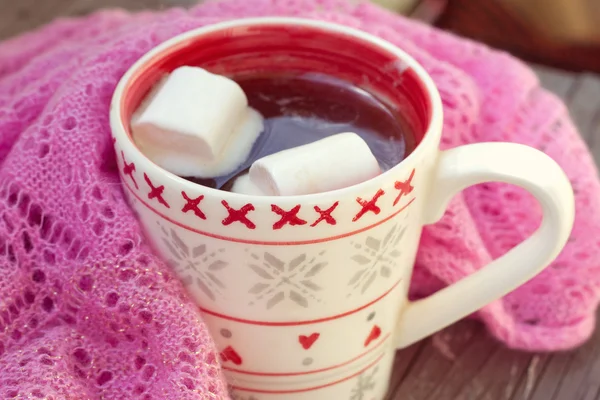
249 132 381 196
230 173 265 196
131 66 263 177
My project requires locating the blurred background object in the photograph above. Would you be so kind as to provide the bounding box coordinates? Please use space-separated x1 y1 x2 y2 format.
370 0 420 13
372 0 446 24
502 0 600 43
434 0 600 72
4 0 599 72
353 0 600 72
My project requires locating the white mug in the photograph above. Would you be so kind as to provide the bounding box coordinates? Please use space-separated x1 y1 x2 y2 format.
110 17 575 400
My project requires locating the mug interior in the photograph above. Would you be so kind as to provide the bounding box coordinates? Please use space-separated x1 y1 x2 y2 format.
120 20 432 155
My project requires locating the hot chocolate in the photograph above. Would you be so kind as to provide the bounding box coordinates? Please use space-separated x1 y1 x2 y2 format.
183 72 414 190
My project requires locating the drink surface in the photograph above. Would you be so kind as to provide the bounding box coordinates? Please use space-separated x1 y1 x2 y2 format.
183 72 414 190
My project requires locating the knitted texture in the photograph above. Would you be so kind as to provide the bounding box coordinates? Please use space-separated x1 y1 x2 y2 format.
0 0 599 398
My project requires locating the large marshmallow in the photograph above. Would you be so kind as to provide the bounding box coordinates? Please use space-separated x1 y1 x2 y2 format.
230 173 265 196
132 66 263 177
249 132 381 196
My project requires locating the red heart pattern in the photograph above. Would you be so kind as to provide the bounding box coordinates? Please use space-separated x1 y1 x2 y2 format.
364 325 381 347
220 346 243 365
298 333 320 350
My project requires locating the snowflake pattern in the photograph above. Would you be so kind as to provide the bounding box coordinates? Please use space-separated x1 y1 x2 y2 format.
347 224 406 295
158 224 227 301
246 251 327 309
349 366 379 400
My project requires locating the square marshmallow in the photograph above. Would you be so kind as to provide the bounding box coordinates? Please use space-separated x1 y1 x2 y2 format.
132 66 262 177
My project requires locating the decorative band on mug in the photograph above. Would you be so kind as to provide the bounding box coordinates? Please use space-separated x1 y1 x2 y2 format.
223 332 390 377
199 278 402 326
119 176 416 246
229 352 385 394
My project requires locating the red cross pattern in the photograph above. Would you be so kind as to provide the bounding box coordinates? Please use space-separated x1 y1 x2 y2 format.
121 151 138 189
181 191 206 220
143 173 170 208
271 204 307 230
221 200 256 229
393 168 415 206
310 201 339 227
353 189 385 222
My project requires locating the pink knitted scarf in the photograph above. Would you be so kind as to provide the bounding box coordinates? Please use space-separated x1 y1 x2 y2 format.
1 0 598 398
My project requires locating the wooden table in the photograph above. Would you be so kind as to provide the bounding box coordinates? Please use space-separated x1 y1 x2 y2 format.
2 2 600 399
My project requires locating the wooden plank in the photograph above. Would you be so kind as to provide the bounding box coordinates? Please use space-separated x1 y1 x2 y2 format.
389 311 600 400
531 66 600 162
389 321 487 399
564 74 600 147
590 114 600 166
61 0 198 17
0 0 72 40
449 341 532 400
0 0 198 40
532 65 578 101
384 341 428 399
509 311 600 400
510 352 574 400
387 322 533 400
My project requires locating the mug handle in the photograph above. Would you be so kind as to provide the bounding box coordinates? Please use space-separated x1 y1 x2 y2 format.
394 142 575 348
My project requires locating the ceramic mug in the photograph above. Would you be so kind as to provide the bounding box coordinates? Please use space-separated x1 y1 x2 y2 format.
110 18 575 400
